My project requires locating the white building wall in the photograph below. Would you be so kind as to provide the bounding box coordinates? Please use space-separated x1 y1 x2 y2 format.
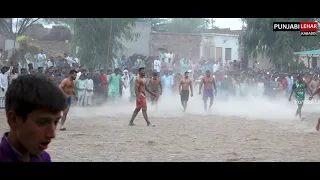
200 35 216 60
213 34 239 66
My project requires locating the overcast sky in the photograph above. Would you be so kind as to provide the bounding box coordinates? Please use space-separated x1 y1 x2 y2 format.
43 18 243 30
213 18 242 30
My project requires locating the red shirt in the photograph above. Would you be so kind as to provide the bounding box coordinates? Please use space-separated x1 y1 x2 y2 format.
282 78 287 90
100 74 106 87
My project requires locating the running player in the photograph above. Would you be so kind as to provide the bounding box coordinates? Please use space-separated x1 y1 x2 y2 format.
309 78 320 130
59 69 78 131
289 75 309 120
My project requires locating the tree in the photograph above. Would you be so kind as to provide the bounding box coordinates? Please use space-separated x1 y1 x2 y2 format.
8 35 41 68
0 18 40 36
136 18 169 32
73 18 139 68
240 18 320 70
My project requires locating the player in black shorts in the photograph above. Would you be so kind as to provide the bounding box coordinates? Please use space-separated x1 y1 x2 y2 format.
179 71 193 112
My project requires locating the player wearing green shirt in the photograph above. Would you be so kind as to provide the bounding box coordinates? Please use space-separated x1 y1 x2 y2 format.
289 75 310 120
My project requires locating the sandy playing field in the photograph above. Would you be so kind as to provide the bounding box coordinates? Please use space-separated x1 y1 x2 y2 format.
1 96 320 162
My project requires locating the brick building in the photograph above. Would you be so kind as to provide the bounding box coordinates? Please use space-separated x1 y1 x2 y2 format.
149 29 241 65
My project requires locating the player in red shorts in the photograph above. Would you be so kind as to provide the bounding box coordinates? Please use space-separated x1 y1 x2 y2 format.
129 67 157 126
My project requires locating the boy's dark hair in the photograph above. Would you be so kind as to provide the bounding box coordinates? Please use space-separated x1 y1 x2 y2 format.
5 74 67 120
138 67 145 72
69 69 77 74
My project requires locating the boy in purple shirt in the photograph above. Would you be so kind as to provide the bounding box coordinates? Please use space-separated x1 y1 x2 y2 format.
0 74 67 162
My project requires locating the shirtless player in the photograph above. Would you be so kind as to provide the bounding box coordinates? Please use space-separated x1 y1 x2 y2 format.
129 67 156 126
308 74 319 97
148 71 162 109
199 70 217 111
59 69 78 131
179 71 193 112
309 81 320 131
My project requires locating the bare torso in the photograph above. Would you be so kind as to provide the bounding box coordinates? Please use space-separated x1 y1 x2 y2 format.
137 77 146 94
309 80 319 91
203 76 215 89
180 78 191 90
149 77 161 92
60 78 75 96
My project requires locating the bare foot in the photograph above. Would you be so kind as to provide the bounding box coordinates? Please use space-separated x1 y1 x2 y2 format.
129 122 136 126
316 120 320 131
59 127 67 131
147 123 155 127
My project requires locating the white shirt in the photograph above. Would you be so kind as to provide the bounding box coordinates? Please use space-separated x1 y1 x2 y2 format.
85 79 94 91
167 53 174 61
37 53 46 68
85 79 94 96
153 59 161 72
47 61 53 68
0 67 12 89
165 53 171 63
76 72 82 81
38 53 46 60
122 74 130 88
213 64 219 73
66 56 76 67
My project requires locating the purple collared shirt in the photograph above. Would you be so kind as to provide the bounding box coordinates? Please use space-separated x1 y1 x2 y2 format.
0 132 51 162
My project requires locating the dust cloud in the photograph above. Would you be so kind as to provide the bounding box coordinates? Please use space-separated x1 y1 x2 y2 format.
68 87 320 122
42 87 320 161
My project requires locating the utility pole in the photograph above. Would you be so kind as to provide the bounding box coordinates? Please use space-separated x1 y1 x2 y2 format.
13 18 18 70
211 18 214 29
106 19 113 70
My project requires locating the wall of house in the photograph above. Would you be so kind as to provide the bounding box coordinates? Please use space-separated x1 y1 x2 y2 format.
214 34 239 66
199 35 215 60
149 32 202 61
299 55 320 68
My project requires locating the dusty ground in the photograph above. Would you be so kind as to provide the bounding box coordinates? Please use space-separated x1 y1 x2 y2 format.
1 96 320 162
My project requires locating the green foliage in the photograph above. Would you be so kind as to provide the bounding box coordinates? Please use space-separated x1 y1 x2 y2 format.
289 61 306 72
73 18 139 68
241 18 320 70
45 18 214 68
16 35 27 43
